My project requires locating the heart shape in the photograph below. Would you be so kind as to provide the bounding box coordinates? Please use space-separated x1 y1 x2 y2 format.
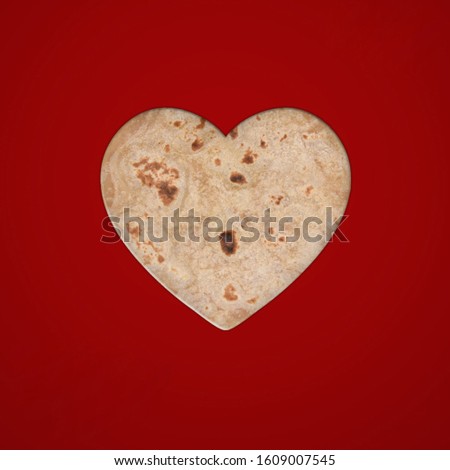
101 108 351 330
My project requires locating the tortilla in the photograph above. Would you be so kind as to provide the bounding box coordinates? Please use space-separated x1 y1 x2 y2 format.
101 108 351 330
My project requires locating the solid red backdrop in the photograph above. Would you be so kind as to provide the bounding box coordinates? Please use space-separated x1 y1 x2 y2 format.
1 0 449 449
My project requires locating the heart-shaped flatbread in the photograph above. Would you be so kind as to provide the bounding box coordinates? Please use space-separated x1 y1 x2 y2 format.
101 108 351 330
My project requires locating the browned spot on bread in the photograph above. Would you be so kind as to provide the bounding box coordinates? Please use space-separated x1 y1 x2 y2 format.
173 120 183 127
314 158 324 170
136 171 154 187
136 160 179 205
143 255 152 264
305 185 313 195
196 117 206 129
133 158 149 167
137 162 179 182
145 239 156 250
280 134 287 141
269 227 275 235
224 284 238 301
247 297 258 304
303 134 308 139
143 161 162 172
219 230 238 256
155 181 178 206
278 236 285 242
260 139 268 149
127 223 140 237
256 115 261 120
214 158 221 166
157 254 165 263
230 172 247 184
242 148 258 164
164 144 170 153
191 137 204 151
271 195 284 205
229 127 238 139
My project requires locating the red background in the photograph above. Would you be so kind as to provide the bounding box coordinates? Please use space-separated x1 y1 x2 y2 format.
1 0 449 450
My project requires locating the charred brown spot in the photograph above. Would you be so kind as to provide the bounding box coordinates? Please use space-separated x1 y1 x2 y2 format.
271 195 284 205
305 185 313 195
136 170 154 187
145 239 157 251
191 137 204 151
224 284 238 301
314 158 324 170
133 158 149 168
127 223 140 237
173 120 183 127
164 144 170 153
280 134 287 141
214 158 221 166
219 230 238 256
303 134 308 139
230 171 247 184
157 254 165 263
241 148 258 164
135 159 179 205
229 127 239 139
260 139 268 149
278 236 285 242
143 161 162 172
247 297 258 304
156 181 178 206
256 115 261 121
196 117 206 129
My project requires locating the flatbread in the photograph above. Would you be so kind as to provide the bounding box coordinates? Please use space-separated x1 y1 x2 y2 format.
101 108 351 329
